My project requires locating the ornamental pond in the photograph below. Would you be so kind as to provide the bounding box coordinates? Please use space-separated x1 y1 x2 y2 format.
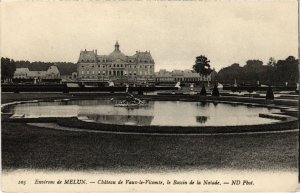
5 99 282 126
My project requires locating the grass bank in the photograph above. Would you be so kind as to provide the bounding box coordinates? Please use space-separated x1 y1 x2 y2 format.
2 122 298 171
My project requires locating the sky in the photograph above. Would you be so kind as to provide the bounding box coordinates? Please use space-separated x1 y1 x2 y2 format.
1 0 298 71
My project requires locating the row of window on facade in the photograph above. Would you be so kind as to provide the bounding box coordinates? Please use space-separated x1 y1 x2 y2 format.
81 70 153 76
14 74 60 78
155 77 208 82
81 64 153 69
81 75 153 79
81 59 152 63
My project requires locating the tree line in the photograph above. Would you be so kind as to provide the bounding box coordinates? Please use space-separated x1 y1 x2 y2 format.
2 56 299 86
192 55 299 86
216 56 299 86
1 57 77 81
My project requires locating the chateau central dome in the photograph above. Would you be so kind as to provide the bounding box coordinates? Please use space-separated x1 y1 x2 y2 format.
108 41 127 61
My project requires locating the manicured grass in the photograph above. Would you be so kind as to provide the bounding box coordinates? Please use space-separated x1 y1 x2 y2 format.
2 122 298 171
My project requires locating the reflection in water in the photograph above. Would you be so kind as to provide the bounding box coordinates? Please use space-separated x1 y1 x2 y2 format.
196 101 217 107
7 100 282 126
197 101 209 107
196 116 209 124
79 114 154 126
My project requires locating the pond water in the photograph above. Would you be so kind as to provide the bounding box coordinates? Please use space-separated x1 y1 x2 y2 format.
5 99 282 126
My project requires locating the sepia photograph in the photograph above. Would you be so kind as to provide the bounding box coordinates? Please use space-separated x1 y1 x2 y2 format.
1 0 299 192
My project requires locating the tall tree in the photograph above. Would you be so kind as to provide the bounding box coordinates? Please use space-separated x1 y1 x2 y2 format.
193 55 213 76
1 57 16 81
243 60 264 83
267 57 276 67
275 56 298 84
216 63 243 84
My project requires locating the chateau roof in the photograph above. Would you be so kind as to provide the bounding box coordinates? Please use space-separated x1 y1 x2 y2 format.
78 50 97 62
108 41 127 61
172 70 183 76
79 42 154 64
15 68 30 75
47 65 60 74
134 51 153 62
183 71 200 77
108 50 127 61
14 66 60 77
155 69 202 77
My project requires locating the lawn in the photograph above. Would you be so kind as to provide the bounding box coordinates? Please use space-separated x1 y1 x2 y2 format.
2 122 298 171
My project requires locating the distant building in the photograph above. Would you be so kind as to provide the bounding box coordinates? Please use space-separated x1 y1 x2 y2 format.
77 41 155 83
155 69 211 83
61 72 78 82
13 65 60 80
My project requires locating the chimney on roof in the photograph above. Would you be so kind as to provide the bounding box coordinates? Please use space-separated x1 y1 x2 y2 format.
95 49 97 55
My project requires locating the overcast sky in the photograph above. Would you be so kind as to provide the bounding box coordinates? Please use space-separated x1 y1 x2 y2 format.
1 0 298 71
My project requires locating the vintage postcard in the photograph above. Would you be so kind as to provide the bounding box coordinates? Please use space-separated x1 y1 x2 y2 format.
1 0 299 192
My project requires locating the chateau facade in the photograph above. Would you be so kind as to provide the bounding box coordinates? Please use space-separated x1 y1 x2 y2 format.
14 65 60 79
155 69 212 83
77 41 155 82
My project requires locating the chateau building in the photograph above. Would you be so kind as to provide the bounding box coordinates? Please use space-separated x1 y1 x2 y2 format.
14 65 60 79
77 41 155 83
155 69 212 83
